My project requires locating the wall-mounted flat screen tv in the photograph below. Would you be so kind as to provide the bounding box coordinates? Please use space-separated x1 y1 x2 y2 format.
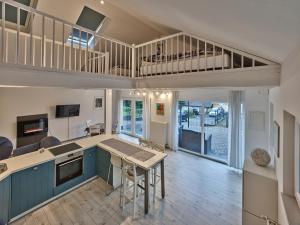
55 104 80 118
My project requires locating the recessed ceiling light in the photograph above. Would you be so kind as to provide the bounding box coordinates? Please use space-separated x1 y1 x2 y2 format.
100 0 104 5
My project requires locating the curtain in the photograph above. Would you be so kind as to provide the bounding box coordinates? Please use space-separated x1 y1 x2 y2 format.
144 91 151 140
114 90 121 133
170 91 179 151
228 91 245 169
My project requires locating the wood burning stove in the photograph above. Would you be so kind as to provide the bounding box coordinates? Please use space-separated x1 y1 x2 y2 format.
17 114 48 147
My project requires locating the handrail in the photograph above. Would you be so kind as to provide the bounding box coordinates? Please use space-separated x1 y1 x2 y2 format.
0 0 279 80
1 0 132 48
135 31 276 65
133 32 278 77
135 32 183 48
184 32 276 65
0 0 133 76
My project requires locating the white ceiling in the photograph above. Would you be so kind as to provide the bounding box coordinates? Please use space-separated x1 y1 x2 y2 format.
34 0 176 44
110 0 300 63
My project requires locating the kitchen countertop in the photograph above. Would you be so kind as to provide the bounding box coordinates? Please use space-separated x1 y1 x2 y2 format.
0 134 167 182
0 135 110 182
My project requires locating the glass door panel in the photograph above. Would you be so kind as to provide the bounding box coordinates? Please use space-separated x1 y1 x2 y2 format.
203 103 229 162
178 101 202 155
122 100 132 133
135 101 143 136
178 100 229 163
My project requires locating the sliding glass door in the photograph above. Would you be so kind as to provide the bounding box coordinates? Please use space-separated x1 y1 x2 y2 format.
121 99 144 137
178 100 229 163
203 103 229 162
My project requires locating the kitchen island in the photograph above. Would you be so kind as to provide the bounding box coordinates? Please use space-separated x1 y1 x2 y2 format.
0 135 167 225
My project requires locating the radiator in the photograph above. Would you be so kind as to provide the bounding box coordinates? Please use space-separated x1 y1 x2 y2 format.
149 121 168 146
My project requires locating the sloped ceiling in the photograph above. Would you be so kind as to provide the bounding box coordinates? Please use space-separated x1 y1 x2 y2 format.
34 0 176 44
110 0 300 63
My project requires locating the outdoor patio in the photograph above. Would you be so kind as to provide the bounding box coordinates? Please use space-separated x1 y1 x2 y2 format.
181 115 228 162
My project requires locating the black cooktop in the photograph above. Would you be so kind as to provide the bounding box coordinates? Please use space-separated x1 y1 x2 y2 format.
49 142 82 156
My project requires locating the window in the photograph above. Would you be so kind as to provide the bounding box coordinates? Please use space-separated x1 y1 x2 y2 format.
68 28 93 47
120 99 144 137
0 0 37 28
68 6 106 47
178 100 229 163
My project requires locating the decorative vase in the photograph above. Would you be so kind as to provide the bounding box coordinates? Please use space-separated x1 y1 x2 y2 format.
251 148 271 167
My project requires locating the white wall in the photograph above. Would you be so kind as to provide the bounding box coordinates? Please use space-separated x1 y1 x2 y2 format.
178 88 270 160
117 90 173 145
269 42 300 225
0 87 105 147
178 88 229 102
117 88 270 155
244 89 270 160
150 92 173 146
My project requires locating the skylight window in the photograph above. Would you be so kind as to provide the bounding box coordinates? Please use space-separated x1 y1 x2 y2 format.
68 6 106 47
0 0 36 27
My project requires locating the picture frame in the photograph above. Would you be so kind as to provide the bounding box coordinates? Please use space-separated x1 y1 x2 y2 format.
94 97 103 110
274 121 280 158
156 103 164 116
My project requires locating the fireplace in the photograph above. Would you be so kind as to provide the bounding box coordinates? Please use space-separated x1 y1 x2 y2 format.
17 114 48 147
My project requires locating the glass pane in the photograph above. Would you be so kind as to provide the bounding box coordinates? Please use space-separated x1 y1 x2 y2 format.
122 100 132 133
203 102 229 162
178 101 202 154
135 101 143 136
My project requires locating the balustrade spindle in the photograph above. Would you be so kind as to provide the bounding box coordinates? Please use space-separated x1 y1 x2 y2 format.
79 30 82 71
16 7 20 64
41 16 45 67
29 12 33 66
93 34 96 73
62 23 65 70
2 2 5 62
52 20 55 68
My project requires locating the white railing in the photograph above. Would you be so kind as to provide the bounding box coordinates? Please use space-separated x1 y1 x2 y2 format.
0 0 277 79
0 0 133 77
133 32 276 77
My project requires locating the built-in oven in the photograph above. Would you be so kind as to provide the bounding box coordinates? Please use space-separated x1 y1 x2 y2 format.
55 151 83 186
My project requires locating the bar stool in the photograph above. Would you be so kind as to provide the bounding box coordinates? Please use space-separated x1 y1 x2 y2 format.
106 152 123 208
150 143 165 203
121 158 145 219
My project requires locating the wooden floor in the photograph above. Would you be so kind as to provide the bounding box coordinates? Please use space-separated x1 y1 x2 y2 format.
11 147 242 225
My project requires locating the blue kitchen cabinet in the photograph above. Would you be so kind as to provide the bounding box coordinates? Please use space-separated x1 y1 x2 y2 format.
96 147 113 185
0 176 10 225
10 161 55 218
84 147 97 180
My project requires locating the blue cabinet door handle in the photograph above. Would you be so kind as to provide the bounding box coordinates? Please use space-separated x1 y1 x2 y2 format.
33 167 38 171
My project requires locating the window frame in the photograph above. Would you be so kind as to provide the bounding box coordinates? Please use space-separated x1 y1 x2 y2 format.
119 97 145 138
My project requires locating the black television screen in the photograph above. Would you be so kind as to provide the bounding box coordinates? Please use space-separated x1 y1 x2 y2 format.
56 105 80 118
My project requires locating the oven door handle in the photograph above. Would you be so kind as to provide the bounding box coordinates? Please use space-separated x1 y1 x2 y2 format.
57 157 82 167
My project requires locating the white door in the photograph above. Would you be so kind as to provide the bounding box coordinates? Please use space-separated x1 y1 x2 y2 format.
120 99 144 137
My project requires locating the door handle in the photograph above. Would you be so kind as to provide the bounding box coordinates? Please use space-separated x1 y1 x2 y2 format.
33 166 38 171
